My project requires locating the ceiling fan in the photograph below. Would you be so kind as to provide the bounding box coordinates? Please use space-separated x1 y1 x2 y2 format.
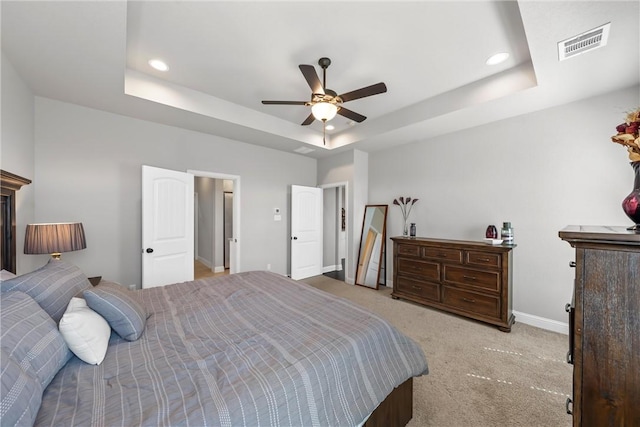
262 57 387 131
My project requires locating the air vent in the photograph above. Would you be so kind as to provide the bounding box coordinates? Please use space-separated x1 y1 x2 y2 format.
294 146 315 154
558 23 610 61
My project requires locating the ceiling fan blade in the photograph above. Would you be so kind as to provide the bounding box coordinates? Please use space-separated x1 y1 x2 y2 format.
299 65 324 95
337 107 366 123
339 82 387 103
301 113 315 126
262 101 307 105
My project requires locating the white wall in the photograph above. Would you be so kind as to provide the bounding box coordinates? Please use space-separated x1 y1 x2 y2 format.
0 52 38 274
195 176 214 267
317 151 351 282
33 97 316 285
322 187 338 270
369 86 640 327
318 149 369 284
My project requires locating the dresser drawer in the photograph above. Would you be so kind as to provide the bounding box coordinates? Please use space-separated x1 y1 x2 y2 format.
442 286 500 318
397 258 440 281
397 244 420 258
466 251 501 269
395 277 439 302
443 265 500 292
422 247 463 263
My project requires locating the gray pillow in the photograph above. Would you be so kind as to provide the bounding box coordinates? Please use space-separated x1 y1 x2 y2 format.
83 282 147 341
1 259 92 323
0 291 71 391
0 348 43 427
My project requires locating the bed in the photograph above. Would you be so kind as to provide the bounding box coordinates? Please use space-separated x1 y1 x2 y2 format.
1 260 428 426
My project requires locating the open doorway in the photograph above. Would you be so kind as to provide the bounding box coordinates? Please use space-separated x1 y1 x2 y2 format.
190 170 241 278
320 182 348 282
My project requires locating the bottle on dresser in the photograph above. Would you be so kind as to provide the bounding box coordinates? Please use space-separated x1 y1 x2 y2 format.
501 222 514 244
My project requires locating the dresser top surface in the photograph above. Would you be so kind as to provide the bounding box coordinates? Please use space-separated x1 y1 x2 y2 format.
559 225 640 245
391 236 516 251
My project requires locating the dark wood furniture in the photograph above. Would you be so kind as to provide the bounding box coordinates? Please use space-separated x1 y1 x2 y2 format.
1 170 32 273
364 377 413 427
559 225 640 427
88 276 102 286
391 237 515 332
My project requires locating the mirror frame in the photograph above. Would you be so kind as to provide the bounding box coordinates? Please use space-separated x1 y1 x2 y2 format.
355 204 388 289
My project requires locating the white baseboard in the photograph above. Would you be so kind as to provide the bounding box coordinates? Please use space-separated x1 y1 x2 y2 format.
214 266 225 273
513 310 568 335
323 264 342 273
383 278 567 335
196 256 211 268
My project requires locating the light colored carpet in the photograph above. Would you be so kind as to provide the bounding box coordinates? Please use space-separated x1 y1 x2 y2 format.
301 275 572 427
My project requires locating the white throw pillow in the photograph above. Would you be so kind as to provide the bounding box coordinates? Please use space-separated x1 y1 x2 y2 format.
0 269 16 281
58 297 111 365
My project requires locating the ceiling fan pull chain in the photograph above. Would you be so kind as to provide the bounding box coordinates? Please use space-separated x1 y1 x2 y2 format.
323 121 326 145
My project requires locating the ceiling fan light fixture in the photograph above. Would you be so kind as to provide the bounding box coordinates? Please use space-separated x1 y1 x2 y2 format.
311 102 338 122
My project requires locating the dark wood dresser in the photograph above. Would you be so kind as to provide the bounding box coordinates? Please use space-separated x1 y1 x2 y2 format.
391 237 515 332
559 226 640 427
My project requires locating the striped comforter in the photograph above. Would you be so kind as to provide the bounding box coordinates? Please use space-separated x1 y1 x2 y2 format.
36 271 428 426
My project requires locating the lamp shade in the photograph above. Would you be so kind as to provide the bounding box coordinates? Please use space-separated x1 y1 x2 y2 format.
24 223 86 258
311 102 338 122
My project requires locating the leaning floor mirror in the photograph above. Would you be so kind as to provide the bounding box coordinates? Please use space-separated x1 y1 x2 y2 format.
355 204 388 289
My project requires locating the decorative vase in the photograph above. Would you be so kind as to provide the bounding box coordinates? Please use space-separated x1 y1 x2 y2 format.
622 161 640 231
410 223 416 238
485 225 498 239
403 219 409 237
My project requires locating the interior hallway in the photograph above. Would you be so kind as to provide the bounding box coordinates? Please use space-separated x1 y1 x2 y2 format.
194 260 228 280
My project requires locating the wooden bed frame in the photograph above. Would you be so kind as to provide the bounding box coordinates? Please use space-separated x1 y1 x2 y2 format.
364 377 413 427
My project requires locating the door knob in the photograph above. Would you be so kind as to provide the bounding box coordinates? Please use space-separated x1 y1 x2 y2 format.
292 236 298 240
146 248 154 253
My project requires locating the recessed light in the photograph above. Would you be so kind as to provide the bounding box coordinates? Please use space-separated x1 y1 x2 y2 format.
486 52 509 65
325 124 335 130
148 59 169 72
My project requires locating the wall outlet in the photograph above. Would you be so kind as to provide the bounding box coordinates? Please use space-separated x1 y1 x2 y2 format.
128 284 137 291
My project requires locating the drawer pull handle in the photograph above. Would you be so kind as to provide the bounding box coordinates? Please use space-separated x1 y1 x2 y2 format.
565 397 572 415
463 275 476 281
462 297 476 303
411 285 422 290
566 350 573 365
477 258 490 262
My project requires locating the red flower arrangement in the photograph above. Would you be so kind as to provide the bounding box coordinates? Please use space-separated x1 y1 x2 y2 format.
611 108 640 162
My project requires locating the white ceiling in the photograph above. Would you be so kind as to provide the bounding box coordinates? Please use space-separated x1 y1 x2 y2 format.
2 1 638 158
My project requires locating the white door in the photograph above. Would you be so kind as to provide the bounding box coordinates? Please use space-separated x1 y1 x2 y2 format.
142 165 194 288
291 185 323 280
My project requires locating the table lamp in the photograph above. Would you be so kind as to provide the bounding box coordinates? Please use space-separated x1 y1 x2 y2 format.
24 222 86 259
